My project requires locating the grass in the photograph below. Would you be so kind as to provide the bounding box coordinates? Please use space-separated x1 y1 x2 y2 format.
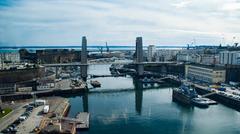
0 108 12 119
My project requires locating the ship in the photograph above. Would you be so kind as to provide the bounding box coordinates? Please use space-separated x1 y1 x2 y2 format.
90 80 101 88
172 83 198 105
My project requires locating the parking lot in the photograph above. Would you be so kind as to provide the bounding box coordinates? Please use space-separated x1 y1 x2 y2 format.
16 106 44 134
0 103 26 132
1 102 45 133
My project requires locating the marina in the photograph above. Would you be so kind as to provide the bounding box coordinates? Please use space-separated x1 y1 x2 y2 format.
1 1 240 133
1 64 240 134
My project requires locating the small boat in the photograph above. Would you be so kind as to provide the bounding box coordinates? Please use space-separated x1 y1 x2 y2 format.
191 98 209 108
200 97 218 105
90 80 101 88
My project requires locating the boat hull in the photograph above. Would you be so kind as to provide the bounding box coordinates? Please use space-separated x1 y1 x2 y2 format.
191 100 209 108
172 89 192 105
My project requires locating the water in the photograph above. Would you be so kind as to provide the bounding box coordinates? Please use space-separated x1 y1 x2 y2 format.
67 65 240 134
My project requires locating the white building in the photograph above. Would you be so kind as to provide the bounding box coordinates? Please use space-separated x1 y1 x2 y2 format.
147 45 156 62
0 52 20 63
185 64 226 83
219 51 240 65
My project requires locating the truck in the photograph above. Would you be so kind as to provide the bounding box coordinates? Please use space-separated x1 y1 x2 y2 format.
43 105 49 114
35 100 46 106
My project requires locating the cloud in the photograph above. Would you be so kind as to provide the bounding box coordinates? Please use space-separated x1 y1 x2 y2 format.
172 0 192 8
221 2 240 11
0 0 240 46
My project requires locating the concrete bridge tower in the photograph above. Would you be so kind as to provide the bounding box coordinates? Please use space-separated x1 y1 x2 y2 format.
81 36 88 80
136 37 144 76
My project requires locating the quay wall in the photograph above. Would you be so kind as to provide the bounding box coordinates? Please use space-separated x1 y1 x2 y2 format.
0 88 87 102
195 86 240 111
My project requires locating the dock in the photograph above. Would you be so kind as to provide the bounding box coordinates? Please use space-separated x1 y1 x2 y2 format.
76 112 90 130
59 112 90 130
194 84 240 111
40 112 90 133
0 84 88 102
89 74 125 78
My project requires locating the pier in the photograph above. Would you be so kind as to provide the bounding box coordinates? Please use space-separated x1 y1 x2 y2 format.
60 112 90 130
76 112 90 130
89 74 126 78
0 84 87 102
194 84 240 111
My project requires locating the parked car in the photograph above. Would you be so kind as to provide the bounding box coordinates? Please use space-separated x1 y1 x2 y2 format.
19 116 27 121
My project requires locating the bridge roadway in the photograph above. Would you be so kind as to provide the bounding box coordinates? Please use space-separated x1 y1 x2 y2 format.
42 61 175 67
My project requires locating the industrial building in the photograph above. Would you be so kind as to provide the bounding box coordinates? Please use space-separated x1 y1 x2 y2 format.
185 64 226 84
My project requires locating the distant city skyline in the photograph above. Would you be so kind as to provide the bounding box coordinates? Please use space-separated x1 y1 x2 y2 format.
0 0 240 46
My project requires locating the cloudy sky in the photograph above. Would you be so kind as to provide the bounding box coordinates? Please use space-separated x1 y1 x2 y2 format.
0 0 240 46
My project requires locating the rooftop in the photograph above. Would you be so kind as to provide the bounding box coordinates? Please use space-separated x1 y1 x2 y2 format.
188 63 225 70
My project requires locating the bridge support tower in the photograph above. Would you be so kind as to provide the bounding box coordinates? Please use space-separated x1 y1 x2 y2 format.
136 37 144 76
81 36 88 81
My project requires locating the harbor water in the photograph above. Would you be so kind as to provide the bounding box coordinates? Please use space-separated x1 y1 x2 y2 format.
67 65 240 134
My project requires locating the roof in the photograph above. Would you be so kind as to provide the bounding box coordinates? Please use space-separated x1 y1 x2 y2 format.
188 63 225 70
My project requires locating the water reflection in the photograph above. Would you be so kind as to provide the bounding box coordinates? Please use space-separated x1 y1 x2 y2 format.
133 77 143 115
83 93 89 112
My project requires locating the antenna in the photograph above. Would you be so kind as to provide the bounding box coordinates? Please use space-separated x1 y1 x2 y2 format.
106 42 109 52
193 38 196 46
231 36 236 46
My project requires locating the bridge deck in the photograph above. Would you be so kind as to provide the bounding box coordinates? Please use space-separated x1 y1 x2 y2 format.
42 61 175 67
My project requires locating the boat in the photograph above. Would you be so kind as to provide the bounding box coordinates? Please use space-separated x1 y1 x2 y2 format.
172 83 198 105
90 80 101 88
191 98 209 108
198 97 217 105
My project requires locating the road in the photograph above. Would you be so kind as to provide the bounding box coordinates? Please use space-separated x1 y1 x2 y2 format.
0 104 25 131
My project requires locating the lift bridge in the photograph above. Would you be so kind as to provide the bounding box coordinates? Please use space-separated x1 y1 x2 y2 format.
42 36 175 80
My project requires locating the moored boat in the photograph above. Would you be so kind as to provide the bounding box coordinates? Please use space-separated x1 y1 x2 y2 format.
90 80 101 88
172 83 197 105
191 98 209 108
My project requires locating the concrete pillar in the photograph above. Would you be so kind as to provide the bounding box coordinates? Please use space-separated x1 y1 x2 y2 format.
136 37 143 63
137 64 144 76
81 36 87 64
136 37 144 76
81 36 88 79
81 65 88 79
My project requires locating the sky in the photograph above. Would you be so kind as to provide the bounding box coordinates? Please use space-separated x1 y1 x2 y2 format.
0 0 240 46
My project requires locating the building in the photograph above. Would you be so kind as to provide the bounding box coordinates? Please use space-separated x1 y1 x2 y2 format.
37 79 55 90
147 45 156 62
200 54 219 65
0 83 16 95
0 65 44 83
177 53 201 63
19 49 38 63
0 52 20 66
156 49 179 61
185 64 226 84
219 51 240 65
37 49 81 64
224 65 240 83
